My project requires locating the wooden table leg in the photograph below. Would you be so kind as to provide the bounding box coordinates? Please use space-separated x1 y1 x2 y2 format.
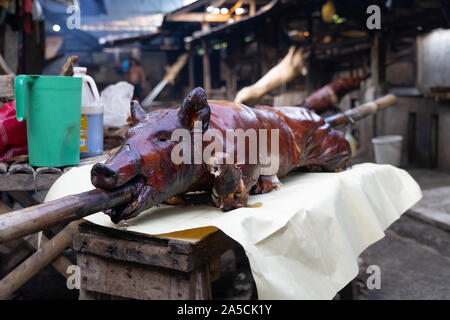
190 264 212 299
338 279 358 300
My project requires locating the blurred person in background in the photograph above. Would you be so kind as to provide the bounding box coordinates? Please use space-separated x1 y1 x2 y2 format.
125 57 149 100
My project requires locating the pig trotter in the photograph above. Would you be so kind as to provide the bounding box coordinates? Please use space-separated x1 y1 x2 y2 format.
212 178 249 211
207 154 248 211
251 175 281 194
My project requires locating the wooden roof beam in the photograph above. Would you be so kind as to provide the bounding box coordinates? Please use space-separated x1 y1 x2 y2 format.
166 12 231 23
167 1 244 23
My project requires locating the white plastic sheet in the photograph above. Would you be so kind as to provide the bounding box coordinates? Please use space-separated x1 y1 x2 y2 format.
45 163 422 299
101 81 134 127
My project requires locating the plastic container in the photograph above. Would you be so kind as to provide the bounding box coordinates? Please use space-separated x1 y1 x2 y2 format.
15 75 82 167
73 67 103 158
371 135 403 166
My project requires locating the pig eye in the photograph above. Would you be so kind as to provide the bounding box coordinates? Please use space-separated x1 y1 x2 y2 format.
156 131 171 142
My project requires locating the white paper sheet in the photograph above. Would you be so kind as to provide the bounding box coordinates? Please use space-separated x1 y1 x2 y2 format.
45 163 422 299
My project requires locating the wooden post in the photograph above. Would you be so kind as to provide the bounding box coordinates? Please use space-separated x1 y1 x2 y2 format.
306 55 315 94
225 37 238 100
188 47 195 90
202 40 211 91
3 24 18 74
21 21 45 74
306 13 315 94
370 33 386 138
224 61 237 100
200 23 212 91
371 33 386 96
258 39 268 77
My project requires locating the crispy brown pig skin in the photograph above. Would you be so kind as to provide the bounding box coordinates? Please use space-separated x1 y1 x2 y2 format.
296 76 365 113
91 87 350 223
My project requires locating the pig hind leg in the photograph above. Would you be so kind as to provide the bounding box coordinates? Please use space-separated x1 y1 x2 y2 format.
300 125 351 172
251 175 281 194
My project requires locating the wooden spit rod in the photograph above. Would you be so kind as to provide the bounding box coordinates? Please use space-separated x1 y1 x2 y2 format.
325 94 396 127
0 95 396 244
0 184 137 244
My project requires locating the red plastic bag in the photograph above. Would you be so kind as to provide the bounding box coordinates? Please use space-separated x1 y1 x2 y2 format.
0 101 28 162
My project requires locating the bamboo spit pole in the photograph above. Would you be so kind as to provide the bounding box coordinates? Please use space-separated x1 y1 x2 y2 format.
0 184 137 244
0 221 81 300
23 232 73 279
325 94 396 127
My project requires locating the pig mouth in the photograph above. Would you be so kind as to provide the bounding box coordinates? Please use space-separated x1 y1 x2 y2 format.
91 163 168 223
103 174 167 224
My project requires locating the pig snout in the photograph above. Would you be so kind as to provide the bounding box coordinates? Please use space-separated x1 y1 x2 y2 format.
91 146 140 189
91 163 119 188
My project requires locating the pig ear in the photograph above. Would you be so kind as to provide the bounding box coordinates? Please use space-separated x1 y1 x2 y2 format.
179 87 210 131
130 100 146 125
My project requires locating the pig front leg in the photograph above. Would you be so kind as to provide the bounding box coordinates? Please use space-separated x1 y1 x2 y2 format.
206 153 249 211
251 175 282 194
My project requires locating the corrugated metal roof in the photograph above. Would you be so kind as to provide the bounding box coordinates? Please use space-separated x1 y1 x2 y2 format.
103 0 190 15
43 0 193 44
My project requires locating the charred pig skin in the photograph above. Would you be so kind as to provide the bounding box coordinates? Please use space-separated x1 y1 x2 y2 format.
295 75 366 113
91 87 350 223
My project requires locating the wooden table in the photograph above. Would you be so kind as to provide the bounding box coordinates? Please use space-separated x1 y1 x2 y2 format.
73 222 238 300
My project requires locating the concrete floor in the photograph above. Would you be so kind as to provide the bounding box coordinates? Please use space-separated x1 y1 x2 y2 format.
355 167 450 300
407 169 450 231
357 215 450 300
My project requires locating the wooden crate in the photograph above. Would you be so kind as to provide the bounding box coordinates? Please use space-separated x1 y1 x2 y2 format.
0 154 109 191
73 222 237 300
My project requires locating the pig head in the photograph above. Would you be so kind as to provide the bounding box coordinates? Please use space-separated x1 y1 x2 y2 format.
91 87 213 223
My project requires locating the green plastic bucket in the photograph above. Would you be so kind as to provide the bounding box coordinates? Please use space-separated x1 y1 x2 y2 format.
15 75 82 167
